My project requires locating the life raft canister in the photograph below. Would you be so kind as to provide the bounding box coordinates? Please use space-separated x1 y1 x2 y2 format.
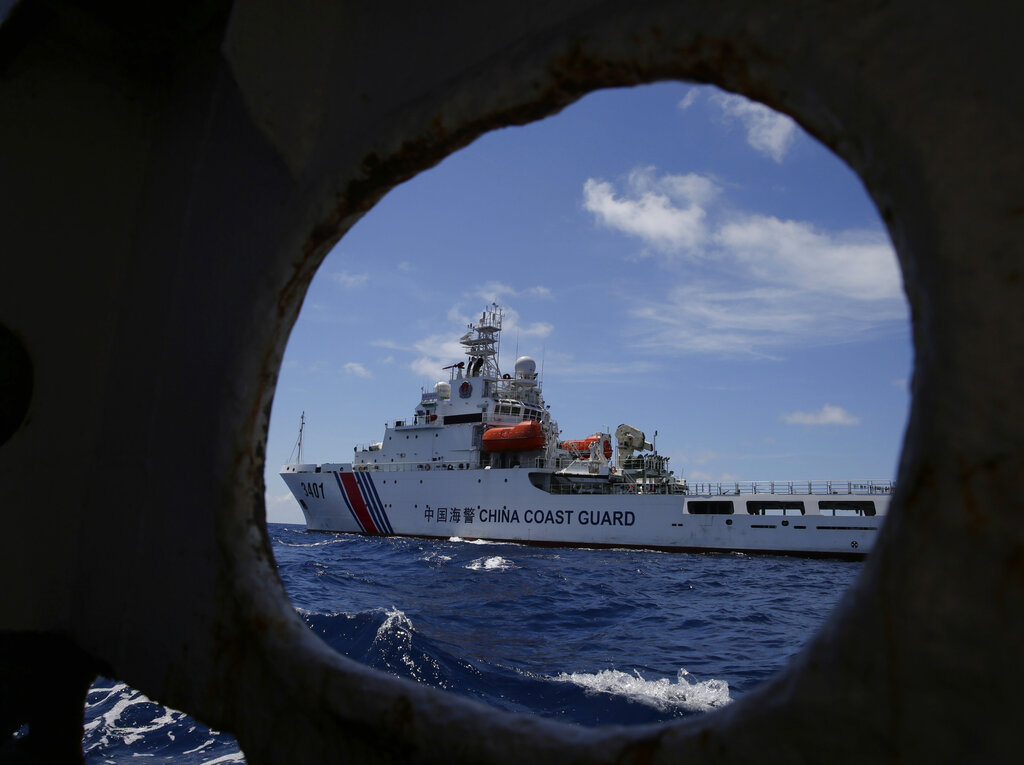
559 434 613 459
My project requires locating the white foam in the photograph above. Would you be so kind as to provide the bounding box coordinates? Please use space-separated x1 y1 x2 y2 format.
422 551 452 564
371 607 420 674
375 606 414 639
552 668 731 713
182 736 218 755
83 682 187 751
449 536 522 547
465 555 515 571
275 537 348 548
199 752 247 764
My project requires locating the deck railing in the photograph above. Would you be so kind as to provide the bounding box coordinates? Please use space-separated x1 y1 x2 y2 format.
685 480 894 496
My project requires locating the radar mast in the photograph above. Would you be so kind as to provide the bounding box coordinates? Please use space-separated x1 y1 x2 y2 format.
460 303 503 378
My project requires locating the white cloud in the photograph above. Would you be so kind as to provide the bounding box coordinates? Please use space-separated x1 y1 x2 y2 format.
678 89 699 110
632 281 904 357
475 281 552 304
476 281 516 303
583 167 906 357
632 285 812 359
409 333 466 379
474 305 555 342
265 491 304 524
446 304 472 326
715 216 902 301
330 271 370 289
781 404 860 426
711 92 798 162
520 321 553 338
583 167 719 254
343 362 372 378
542 352 659 381
387 302 558 381
266 491 298 508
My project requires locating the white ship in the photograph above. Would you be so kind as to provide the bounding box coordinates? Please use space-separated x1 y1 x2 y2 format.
281 306 891 558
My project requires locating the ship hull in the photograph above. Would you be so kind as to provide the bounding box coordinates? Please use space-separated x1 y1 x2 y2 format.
281 465 887 558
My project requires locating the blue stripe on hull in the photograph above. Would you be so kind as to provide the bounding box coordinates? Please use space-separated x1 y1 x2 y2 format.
356 471 393 534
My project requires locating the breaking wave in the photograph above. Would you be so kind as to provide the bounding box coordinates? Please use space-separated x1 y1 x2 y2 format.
552 668 731 713
466 555 516 571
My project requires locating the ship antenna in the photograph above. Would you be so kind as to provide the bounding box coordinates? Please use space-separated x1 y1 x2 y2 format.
290 411 306 464
494 303 502 372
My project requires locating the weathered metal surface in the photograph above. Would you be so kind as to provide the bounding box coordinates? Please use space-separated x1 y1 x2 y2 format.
1 0 1022 762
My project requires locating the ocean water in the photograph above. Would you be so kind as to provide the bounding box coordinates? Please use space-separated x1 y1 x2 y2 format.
79 523 861 762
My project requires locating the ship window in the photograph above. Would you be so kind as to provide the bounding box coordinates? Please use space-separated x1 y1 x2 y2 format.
818 500 876 516
746 500 806 516
688 500 735 514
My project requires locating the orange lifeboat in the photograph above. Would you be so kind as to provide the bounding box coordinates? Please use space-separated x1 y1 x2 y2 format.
481 421 545 453
559 434 613 459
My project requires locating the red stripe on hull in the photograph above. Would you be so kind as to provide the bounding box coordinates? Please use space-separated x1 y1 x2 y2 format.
340 473 379 534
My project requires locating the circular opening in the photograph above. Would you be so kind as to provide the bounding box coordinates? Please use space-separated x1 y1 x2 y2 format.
259 80 910 721
83 81 913 756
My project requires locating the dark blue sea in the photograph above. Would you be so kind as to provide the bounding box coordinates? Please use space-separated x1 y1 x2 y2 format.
79 523 861 762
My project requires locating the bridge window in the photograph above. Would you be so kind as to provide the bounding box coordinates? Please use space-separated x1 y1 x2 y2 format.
687 500 735 514
747 500 806 516
818 500 876 516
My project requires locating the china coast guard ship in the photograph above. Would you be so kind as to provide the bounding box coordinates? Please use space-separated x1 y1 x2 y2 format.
281 306 891 558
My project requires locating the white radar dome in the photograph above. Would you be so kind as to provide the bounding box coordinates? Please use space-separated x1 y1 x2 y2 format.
434 381 451 399
515 356 537 379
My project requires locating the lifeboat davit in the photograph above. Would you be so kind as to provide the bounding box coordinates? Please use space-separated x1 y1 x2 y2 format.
559 434 613 459
481 421 545 453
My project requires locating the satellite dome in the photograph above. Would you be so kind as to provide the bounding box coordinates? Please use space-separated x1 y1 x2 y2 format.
514 356 537 379
434 381 451 399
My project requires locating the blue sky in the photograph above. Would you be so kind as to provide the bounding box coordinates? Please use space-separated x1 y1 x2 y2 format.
265 82 911 524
